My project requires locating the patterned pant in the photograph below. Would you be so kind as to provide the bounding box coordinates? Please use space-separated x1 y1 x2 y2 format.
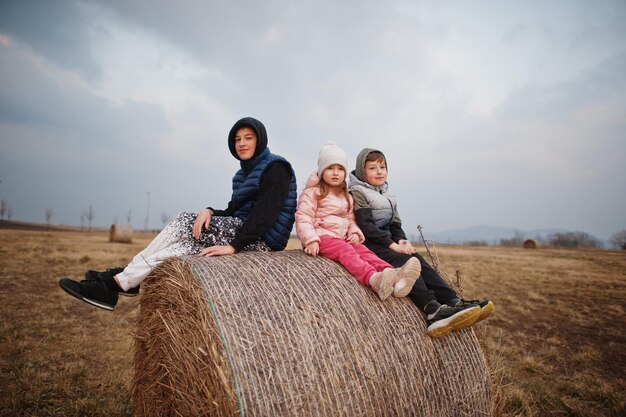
115 212 270 290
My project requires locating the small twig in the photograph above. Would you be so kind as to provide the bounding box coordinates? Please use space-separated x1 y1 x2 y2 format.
454 269 465 295
418 225 466 295
417 225 439 271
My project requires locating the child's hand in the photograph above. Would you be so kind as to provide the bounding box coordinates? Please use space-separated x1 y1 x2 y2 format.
398 239 417 254
390 241 416 254
304 241 320 256
198 244 235 257
193 208 213 240
347 233 360 244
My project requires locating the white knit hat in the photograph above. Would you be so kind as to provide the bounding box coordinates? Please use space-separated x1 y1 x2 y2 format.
317 142 348 177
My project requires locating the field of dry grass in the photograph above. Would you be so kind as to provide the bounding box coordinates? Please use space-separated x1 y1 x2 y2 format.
435 245 625 416
0 227 624 416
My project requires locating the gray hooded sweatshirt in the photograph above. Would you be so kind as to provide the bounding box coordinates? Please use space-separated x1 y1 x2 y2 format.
348 148 407 247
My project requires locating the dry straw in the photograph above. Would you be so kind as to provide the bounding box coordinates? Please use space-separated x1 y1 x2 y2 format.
133 251 493 417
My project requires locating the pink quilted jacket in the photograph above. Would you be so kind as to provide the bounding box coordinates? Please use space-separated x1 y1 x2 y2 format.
295 172 365 247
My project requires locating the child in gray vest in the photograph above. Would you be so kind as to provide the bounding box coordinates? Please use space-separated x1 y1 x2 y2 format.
348 148 494 338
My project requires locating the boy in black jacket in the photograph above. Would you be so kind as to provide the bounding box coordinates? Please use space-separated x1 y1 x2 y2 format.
348 148 494 338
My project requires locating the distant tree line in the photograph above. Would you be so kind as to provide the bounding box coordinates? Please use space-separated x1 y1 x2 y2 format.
497 230 626 250
547 231 601 248
465 240 490 246
499 231 602 248
1 201 178 234
11 198 625 249
499 231 525 247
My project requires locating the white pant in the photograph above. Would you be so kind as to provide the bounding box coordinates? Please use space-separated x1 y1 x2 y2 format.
115 212 269 291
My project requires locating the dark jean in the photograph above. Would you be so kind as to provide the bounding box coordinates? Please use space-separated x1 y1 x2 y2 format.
363 241 458 310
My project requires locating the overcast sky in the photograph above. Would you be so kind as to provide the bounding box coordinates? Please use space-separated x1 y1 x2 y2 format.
0 0 624 240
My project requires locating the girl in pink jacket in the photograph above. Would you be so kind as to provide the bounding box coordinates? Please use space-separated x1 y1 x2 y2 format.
296 143 421 300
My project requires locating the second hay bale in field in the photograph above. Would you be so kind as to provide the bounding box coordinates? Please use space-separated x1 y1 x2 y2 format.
109 224 132 243
133 251 493 417
523 239 538 249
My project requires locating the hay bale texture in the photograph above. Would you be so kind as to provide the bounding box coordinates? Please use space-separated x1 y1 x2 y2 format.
133 251 493 417
109 224 133 243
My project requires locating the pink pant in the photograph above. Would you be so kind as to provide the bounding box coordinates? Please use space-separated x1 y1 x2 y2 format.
318 235 393 286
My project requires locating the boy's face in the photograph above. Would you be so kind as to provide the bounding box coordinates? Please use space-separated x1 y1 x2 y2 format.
364 159 387 187
234 127 257 160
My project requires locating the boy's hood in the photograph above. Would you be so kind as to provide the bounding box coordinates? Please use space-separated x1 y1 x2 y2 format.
354 147 387 182
228 117 268 160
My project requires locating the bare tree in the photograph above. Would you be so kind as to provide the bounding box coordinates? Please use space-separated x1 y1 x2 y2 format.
549 231 601 249
45 208 53 227
6 204 12 220
610 230 626 250
0 199 6 220
160 212 171 229
500 230 525 247
86 205 95 230
144 192 151 231
80 210 86 229
127 209 132 225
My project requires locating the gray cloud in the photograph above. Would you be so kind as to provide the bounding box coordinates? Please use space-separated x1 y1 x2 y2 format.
496 54 626 122
0 45 171 150
0 0 624 239
0 0 102 80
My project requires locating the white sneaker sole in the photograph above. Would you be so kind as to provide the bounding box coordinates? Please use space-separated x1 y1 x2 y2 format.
83 297 115 311
59 279 116 311
427 306 481 338
393 258 421 298
476 301 495 322
392 277 416 298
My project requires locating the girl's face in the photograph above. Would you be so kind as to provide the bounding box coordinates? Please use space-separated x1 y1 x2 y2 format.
234 127 257 160
322 164 346 188
364 159 387 187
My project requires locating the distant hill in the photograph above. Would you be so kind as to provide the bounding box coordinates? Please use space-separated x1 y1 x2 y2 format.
422 225 570 245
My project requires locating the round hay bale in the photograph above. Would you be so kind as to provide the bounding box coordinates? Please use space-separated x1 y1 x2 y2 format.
133 251 494 417
523 239 538 249
109 224 133 243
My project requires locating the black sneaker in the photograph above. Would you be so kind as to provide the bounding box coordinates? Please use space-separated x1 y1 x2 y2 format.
452 298 495 323
59 278 118 311
426 304 481 338
84 267 123 280
84 267 139 297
